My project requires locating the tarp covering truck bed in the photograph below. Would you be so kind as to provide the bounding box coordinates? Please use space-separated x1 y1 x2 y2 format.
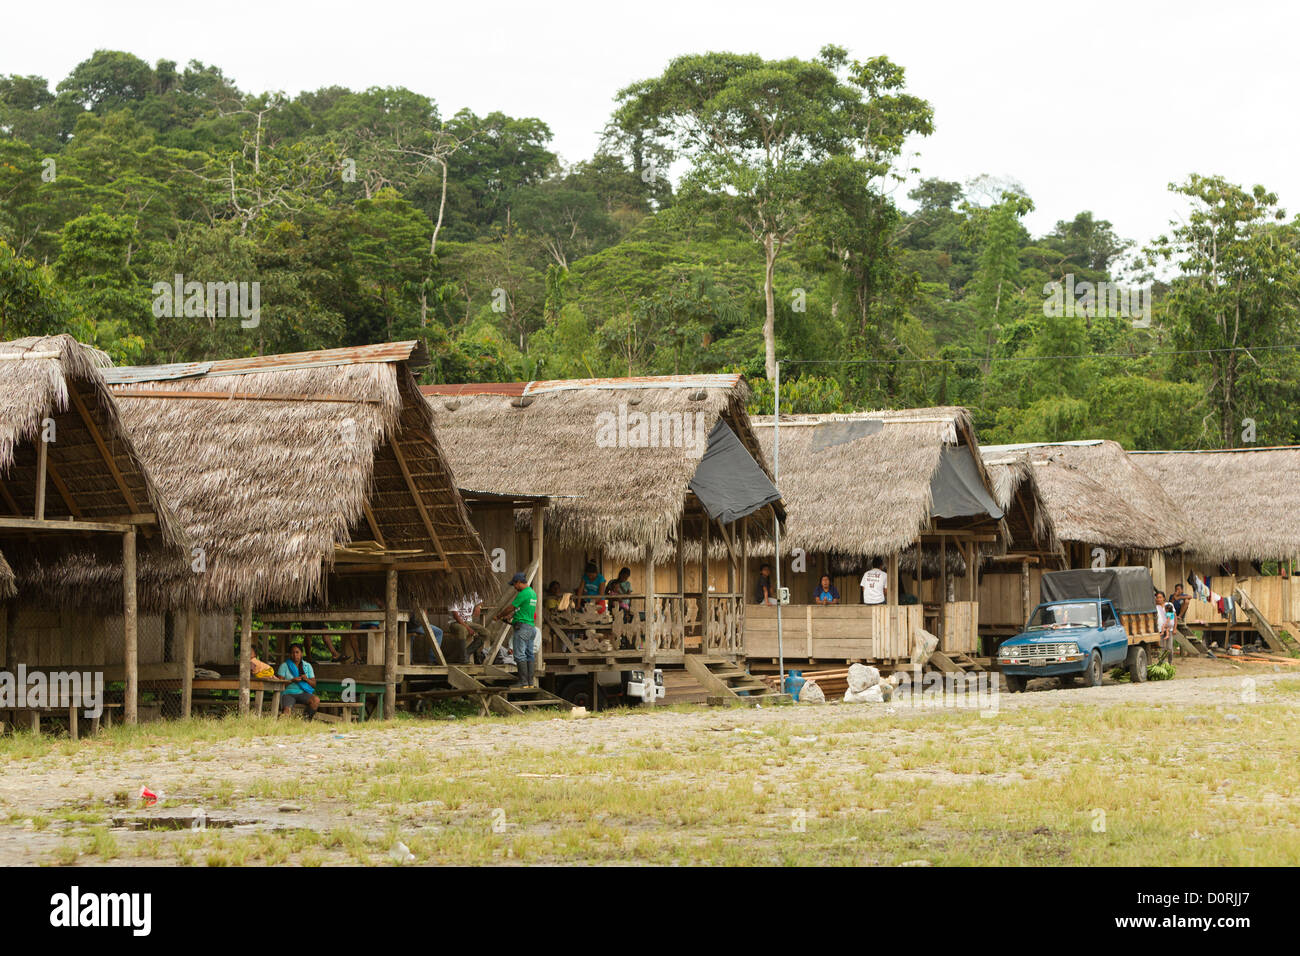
1039 567 1156 615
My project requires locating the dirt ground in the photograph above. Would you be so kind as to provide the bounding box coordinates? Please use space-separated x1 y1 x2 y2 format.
0 655 1296 866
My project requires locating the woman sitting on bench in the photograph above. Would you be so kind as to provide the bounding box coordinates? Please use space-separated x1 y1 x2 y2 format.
277 643 319 719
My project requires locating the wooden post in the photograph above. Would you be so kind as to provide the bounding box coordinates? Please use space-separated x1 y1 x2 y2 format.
122 529 138 725
938 534 948 640
35 437 47 520
644 541 656 708
1020 558 1031 625
887 551 899 606
384 568 398 719
677 513 686 645
740 515 748 597
239 601 252 715
182 603 197 719
727 529 736 598
532 504 544 675
701 511 710 597
701 510 711 649
967 539 977 600
916 540 924 607
740 515 748 654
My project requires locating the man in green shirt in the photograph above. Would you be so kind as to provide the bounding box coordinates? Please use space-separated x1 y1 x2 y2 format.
495 572 538 687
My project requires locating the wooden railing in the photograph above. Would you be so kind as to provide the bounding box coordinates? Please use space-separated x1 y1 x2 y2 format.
542 592 746 657
703 594 744 655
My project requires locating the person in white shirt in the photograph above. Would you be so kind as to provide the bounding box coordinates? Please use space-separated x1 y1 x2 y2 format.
860 557 888 605
448 593 490 664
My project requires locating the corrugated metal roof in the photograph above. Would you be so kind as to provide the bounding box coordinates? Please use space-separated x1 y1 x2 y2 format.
105 342 425 384
526 374 741 394
420 382 528 397
420 373 742 398
104 361 212 384
1129 445 1300 455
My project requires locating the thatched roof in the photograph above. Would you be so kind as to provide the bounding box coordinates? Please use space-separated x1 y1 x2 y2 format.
982 440 1182 552
0 336 184 537
749 407 1005 560
0 548 14 600
985 454 1059 554
87 342 493 611
1132 446 1300 561
422 375 773 560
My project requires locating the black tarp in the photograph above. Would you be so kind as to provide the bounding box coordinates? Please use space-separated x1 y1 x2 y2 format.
929 445 1004 520
1040 567 1155 614
688 420 783 525
809 418 883 451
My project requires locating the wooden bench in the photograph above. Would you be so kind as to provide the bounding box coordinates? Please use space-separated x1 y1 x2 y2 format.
286 701 363 723
191 678 285 716
2 701 124 739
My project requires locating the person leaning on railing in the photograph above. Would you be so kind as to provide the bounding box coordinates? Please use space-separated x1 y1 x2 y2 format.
814 574 840 605
754 563 777 605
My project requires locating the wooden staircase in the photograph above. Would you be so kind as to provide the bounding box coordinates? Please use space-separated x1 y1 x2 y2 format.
1174 624 1214 658
683 656 790 706
446 664 572 716
928 650 986 673
1233 587 1290 654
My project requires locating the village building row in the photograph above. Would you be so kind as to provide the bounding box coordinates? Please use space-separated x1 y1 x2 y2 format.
2 334 1296 725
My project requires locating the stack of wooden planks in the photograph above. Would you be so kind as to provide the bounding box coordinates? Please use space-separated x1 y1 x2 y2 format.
763 667 854 700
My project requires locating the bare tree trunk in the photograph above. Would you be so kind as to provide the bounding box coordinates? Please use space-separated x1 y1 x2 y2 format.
763 233 777 380
430 158 449 258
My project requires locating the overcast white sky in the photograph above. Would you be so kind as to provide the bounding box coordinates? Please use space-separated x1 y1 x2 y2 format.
4 0 1296 257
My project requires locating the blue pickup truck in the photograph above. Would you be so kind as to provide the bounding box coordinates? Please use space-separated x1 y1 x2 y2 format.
996 568 1162 692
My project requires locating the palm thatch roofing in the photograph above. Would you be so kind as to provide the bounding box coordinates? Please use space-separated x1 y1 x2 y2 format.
982 440 1182 552
98 342 493 611
0 336 186 602
0 336 184 533
984 453 1059 555
1131 446 1300 562
2 341 494 613
422 375 775 561
749 407 1007 564
0 549 14 600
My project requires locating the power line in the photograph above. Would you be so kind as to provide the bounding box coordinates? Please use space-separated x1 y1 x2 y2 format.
778 343 1300 367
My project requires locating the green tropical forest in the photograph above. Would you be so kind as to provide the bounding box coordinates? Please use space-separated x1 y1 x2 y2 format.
2 47 1298 448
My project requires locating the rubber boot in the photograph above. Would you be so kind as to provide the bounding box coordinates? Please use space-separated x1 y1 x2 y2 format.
522 660 533 688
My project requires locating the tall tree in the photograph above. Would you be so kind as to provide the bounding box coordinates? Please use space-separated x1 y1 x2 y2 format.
1147 175 1300 446
615 46 932 380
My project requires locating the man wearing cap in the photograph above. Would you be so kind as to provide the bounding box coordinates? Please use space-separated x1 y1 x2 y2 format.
496 572 538 686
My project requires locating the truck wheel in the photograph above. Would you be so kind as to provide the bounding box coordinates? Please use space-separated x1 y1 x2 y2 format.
1127 646 1149 683
1004 674 1027 693
1081 651 1103 687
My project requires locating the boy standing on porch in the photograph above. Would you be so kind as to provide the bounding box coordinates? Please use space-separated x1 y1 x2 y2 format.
496 572 539 687
860 557 888 605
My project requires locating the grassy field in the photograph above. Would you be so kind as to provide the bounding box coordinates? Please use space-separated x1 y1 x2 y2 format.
0 669 1297 866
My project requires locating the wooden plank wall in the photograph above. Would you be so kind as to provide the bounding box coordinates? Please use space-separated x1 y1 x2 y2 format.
941 601 980 653
978 569 1043 627
744 604 922 661
1170 568 1297 626
4 608 233 665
